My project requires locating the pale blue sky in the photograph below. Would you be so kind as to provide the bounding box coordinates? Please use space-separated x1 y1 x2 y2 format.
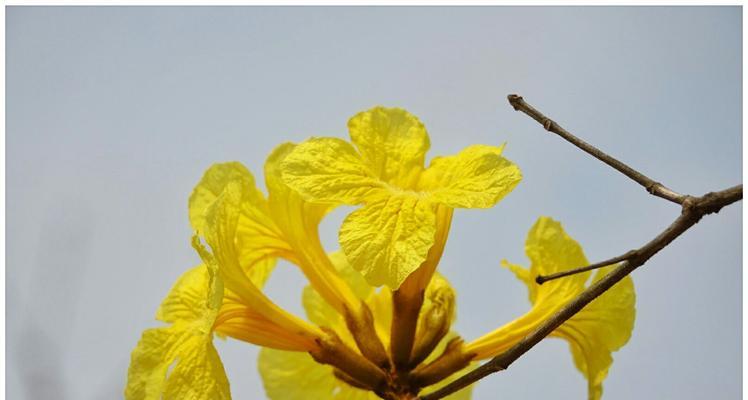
7 6 741 399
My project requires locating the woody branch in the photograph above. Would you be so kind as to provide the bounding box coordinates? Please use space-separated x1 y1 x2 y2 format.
418 95 742 400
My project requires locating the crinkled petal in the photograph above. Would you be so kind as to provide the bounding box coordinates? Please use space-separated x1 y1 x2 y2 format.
280 137 386 204
339 195 437 289
419 144 521 209
163 335 232 400
348 106 430 188
266 143 333 234
126 327 180 400
125 325 230 400
127 257 230 399
156 265 216 324
189 162 266 234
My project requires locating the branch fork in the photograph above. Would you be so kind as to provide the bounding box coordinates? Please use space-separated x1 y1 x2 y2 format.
418 95 742 400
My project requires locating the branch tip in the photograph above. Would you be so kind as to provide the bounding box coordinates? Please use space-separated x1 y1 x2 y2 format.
507 94 523 110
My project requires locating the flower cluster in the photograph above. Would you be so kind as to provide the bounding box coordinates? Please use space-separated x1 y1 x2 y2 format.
125 107 636 400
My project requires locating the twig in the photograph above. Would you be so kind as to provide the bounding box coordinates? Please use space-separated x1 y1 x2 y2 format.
507 94 687 205
535 250 637 284
418 95 742 400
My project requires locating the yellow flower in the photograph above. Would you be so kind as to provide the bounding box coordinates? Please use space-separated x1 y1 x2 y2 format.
124 179 326 399
193 146 390 365
464 217 636 400
281 106 522 289
258 252 474 400
126 106 636 400
126 146 350 399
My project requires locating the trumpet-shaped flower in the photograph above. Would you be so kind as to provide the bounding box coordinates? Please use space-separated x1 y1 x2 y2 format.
126 106 637 400
125 180 327 399
192 147 388 365
465 217 636 400
281 106 522 289
126 150 342 399
189 154 360 318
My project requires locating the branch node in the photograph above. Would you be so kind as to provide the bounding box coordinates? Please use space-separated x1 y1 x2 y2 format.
542 119 554 131
681 196 698 213
646 182 661 195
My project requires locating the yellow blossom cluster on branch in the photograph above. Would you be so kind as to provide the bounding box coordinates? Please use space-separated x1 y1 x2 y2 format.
125 106 636 400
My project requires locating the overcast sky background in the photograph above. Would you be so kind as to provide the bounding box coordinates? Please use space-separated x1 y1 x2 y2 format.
7 6 742 400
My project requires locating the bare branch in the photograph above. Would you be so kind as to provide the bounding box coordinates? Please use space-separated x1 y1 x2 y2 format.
507 94 687 205
417 95 743 400
421 185 741 400
536 250 638 284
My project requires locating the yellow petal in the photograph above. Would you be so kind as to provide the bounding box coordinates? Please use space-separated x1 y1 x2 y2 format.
266 143 333 233
523 216 590 304
125 327 180 400
280 137 386 204
188 162 265 234
419 144 522 209
127 257 230 399
348 106 430 188
163 334 232 400
156 264 219 325
125 325 230 400
339 195 437 288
